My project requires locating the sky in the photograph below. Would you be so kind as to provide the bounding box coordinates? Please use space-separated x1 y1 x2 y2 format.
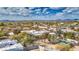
0 7 79 20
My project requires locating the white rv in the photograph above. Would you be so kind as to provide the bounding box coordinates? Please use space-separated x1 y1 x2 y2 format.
0 39 24 51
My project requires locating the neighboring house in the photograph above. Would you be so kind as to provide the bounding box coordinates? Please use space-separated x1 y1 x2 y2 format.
21 30 49 36
61 28 76 33
49 32 56 35
67 39 79 46
38 26 47 29
8 32 14 35
74 25 79 30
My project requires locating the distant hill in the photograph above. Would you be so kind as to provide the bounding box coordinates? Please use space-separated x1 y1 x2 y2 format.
0 20 16 22
0 19 79 22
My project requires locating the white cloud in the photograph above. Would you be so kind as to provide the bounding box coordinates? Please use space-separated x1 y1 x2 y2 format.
49 7 62 10
42 8 48 13
29 7 35 10
0 7 79 20
50 7 79 19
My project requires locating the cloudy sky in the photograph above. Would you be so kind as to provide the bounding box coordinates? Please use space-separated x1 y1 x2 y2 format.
0 7 79 20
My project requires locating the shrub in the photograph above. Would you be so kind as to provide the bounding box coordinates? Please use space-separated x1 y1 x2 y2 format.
0 22 4 26
11 32 33 47
0 31 6 37
47 34 58 44
55 43 71 51
64 32 75 39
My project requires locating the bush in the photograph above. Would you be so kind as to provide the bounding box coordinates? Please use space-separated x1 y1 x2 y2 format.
47 34 59 44
55 43 71 51
64 32 75 39
0 22 4 26
13 29 21 34
0 31 6 37
11 32 33 47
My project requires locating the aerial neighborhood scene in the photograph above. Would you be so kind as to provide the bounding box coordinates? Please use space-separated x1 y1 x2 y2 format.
0 7 79 51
